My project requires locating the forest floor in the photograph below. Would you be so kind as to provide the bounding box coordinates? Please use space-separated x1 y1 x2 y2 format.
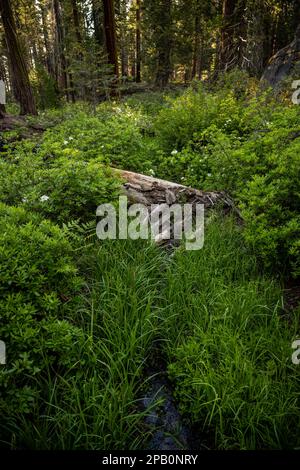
0 86 299 450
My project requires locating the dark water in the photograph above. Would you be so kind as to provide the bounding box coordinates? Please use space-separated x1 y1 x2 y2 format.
142 371 192 450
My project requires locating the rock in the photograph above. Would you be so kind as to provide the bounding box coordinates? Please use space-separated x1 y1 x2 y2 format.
261 25 300 86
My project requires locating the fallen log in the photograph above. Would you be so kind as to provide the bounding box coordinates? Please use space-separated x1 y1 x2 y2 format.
115 168 240 215
0 115 46 147
112 169 242 247
0 114 26 131
0 114 45 133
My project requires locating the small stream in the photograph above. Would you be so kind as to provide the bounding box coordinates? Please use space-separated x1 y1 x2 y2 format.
141 350 202 451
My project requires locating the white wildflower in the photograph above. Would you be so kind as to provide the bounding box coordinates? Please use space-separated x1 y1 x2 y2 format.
171 149 178 155
40 195 50 202
22 197 28 203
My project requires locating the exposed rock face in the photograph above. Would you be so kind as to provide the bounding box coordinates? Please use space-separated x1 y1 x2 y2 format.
261 25 300 86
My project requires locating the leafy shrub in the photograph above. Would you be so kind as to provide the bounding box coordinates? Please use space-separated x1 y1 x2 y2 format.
22 158 121 224
239 130 300 277
124 90 180 116
218 107 300 277
0 203 84 415
154 84 220 152
153 79 262 153
153 84 300 278
155 125 239 187
212 69 260 101
0 141 44 206
34 104 155 172
0 144 121 224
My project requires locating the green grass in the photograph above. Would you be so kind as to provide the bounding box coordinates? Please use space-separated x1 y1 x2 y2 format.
163 217 300 449
2 219 299 450
1 239 167 450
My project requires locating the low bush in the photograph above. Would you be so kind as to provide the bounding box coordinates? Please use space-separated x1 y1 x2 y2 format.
153 84 300 277
238 114 300 278
0 147 121 224
22 158 121 224
34 104 155 172
153 78 264 154
0 203 84 416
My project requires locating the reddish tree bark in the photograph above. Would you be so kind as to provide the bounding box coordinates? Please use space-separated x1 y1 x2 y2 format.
0 0 37 115
53 0 70 100
102 0 119 77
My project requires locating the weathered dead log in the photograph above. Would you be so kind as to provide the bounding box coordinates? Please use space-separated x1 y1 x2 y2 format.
113 169 241 247
116 169 236 209
0 114 26 131
0 115 46 144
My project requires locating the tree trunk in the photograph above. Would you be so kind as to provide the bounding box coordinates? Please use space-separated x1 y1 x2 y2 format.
242 0 266 76
71 0 83 45
136 0 141 83
192 14 201 79
121 44 128 78
119 0 128 78
117 169 237 212
102 0 119 77
0 0 37 115
68 71 76 103
40 2 55 77
53 0 69 101
219 0 236 72
155 0 172 88
0 104 5 119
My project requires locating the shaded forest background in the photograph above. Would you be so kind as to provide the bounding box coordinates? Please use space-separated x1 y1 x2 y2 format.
0 0 300 117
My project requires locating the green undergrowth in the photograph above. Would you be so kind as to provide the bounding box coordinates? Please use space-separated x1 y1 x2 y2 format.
1 77 299 449
0 214 299 449
163 217 300 449
0 234 167 449
3 76 299 276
